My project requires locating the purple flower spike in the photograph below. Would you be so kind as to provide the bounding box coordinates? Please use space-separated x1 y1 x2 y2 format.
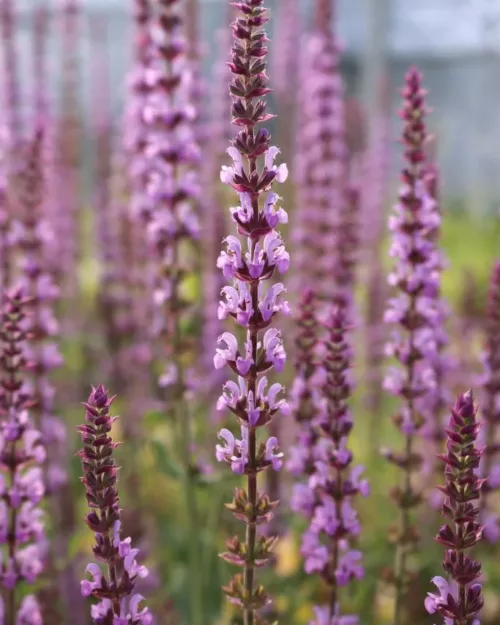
383 67 439 624
14 129 66 496
0 289 46 623
215 1 289 621
299 307 367 624
426 391 484 624
480 261 500 541
78 385 152 625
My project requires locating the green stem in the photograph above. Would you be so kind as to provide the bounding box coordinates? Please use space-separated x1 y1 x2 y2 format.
178 401 203 625
393 433 412 625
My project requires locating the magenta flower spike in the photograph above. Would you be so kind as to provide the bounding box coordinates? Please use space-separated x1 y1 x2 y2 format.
425 390 484 625
383 67 440 623
215 1 290 622
14 129 65 494
139 0 201 386
0 288 46 624
78 385 152 625
300 307 369 625
480 261 500 541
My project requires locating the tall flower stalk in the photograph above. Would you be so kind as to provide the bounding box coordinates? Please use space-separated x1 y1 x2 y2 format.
214 1 290 622
480 261 500 541
0 288 45 625
14 125 78 624
425 390 484 625
300 308 368 625
140 2 203 623
383 67 438 624
78 385 152 625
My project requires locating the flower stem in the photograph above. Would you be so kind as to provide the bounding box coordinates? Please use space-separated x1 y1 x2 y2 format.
178 400 203 625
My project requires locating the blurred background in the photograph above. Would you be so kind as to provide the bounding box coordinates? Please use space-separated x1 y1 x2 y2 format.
6 0 500 213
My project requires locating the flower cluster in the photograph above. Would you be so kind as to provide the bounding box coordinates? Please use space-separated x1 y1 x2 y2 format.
479 261 500 541
383 68 440 620
300 308 368 625
139 0 201 389
13 128 65 495
0 288 45 623
214 0 290 619
425 390 484 624
78 385 151 625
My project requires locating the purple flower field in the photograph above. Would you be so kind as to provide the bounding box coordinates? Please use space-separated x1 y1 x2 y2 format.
0 0 498 624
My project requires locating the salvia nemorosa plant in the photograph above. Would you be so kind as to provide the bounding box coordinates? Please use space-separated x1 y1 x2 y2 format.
214 0 290 622
78 385 152 625
300 307 369 625
141 0 200 386
14 129 65 488
480 261 500 541
13 128 80 623
425 390 484 625
0 288 45 624
383 67 439 624
140 1 203 622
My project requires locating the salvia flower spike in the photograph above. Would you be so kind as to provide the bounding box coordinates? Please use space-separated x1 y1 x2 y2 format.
78 385 152 625
479 261 500 541
301 307 369 624
0 288 45 624
215 1 290 623
383 67 437 623
425 390 484 625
